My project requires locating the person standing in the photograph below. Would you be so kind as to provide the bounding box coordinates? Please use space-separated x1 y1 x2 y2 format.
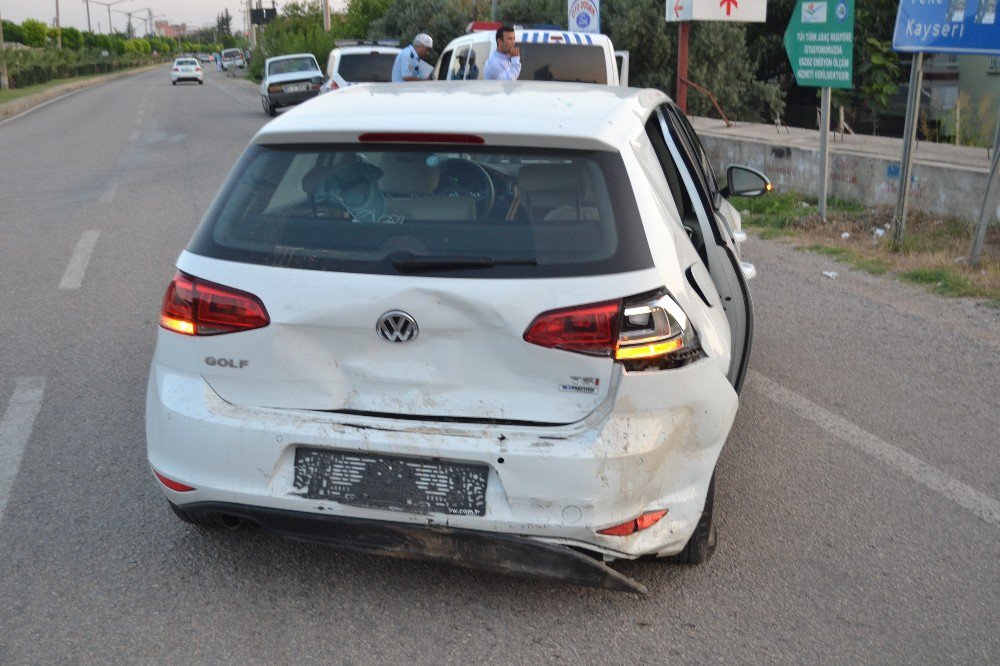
483 26 521 81
391 33 434 82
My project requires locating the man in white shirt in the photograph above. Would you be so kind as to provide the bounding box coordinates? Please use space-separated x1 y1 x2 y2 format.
391 33 433 82
483 26 521 81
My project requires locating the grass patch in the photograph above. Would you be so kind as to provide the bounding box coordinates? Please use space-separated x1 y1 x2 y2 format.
898 268 988 298
0 73 107 105
736 192 1000 304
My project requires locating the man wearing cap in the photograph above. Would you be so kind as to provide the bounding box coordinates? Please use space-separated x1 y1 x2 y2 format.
392 33 434 82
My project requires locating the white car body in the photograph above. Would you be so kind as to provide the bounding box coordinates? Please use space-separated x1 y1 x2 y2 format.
147 83 765 592
434 28 628 86
321 43 401 93
221 47 245 75
170 58 203 85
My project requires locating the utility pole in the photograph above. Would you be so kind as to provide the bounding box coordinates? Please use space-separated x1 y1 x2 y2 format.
323 0 330 32
56 0 63 49
0 4 9 90
83 0 93 33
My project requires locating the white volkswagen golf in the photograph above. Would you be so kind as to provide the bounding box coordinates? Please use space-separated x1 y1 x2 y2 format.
146 82 770 593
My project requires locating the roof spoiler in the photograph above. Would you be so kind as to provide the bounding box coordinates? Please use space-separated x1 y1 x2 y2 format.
335 38 399 47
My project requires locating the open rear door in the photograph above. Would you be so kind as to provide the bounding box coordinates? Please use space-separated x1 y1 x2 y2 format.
655 105 753 392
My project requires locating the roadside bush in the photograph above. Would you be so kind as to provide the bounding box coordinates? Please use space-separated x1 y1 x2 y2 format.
1 45 155 88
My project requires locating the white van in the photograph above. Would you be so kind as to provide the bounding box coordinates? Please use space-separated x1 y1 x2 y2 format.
433 24 628 86
221 47 246 76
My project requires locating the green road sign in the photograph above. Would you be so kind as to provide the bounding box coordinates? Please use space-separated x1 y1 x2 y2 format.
784 0 855 89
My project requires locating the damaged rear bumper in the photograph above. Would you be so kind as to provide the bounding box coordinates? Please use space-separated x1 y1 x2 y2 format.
181 501 649 594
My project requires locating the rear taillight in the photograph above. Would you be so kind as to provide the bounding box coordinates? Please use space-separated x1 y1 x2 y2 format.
268 83 282 93
598 509 668 537
523 300 620 356
195 66 202 72
172 67 179 72
159 272 269 336
329 80 340 90
523 290 704 369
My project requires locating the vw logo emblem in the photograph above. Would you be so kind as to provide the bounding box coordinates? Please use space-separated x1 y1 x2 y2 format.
376 310 418 343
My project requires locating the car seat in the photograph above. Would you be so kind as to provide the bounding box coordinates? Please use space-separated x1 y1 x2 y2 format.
380 153 476 223
301 154 385 223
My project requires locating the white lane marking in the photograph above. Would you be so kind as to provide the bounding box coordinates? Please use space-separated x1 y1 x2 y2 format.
751 371 1000 528
0 377 46 522
58 230 101 290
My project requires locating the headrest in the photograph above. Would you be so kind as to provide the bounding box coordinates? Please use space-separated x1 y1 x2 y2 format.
517 163 584 192
379 153 440 194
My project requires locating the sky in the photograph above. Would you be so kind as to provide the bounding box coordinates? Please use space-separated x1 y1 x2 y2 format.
0 1 349 34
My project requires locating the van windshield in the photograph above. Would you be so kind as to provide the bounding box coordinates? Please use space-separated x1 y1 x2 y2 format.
516 44 607 83
188 144 652 278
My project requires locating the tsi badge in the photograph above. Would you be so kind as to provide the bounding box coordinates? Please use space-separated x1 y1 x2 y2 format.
560 376 600 395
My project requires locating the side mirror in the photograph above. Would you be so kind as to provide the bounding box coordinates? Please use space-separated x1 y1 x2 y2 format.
722 165 772 198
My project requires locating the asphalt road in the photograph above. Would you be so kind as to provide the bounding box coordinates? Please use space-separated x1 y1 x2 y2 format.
0 66 997 663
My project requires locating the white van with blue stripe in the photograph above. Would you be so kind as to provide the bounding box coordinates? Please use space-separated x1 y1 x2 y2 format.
433 24 629 86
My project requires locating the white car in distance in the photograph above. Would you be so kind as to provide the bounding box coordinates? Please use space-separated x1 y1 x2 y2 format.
147 82 770 593
170 57 203 85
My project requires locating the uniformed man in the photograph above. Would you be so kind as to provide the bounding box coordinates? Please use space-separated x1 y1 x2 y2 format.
391 33 434 82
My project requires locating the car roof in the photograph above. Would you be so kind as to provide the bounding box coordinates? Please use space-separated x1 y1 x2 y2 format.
448 29 613 47
333 46 400 55
266 53 319 64
254 82 667 150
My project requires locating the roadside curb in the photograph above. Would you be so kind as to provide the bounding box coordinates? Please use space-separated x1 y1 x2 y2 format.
0 65 160 122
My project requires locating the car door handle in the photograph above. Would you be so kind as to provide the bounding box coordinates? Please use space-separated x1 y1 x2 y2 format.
740 261 757 281
733 229 748 245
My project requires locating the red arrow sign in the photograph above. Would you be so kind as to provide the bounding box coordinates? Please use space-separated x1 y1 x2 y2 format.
673 0 684 18
720 0 738 16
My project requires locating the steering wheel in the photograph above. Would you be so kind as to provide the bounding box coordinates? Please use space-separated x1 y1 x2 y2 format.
436 158 496 219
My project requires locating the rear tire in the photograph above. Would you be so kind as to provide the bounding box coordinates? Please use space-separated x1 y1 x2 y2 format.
267 103 277 117
198 80 203 85
171 81 176 86
667 473 718 564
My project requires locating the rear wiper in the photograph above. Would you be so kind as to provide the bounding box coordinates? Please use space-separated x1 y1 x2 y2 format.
389 251 537 272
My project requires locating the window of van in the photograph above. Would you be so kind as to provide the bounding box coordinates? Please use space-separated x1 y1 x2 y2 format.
447 45 476 80
517 44 607 83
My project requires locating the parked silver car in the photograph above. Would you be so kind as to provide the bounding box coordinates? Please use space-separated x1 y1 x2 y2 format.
260 53 324 117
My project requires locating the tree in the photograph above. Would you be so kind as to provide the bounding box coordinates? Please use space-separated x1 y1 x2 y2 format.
368 0 469 48
495 0 563 25
59 26 83 50
2 20 24 45
19 19 49 48
217 9 233 37
342 0 394 38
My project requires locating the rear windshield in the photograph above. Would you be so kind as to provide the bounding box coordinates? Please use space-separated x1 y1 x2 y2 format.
188 145 651 278
516 44 607 84
269 57 319 75
175 59 198 66
337 53 397 82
